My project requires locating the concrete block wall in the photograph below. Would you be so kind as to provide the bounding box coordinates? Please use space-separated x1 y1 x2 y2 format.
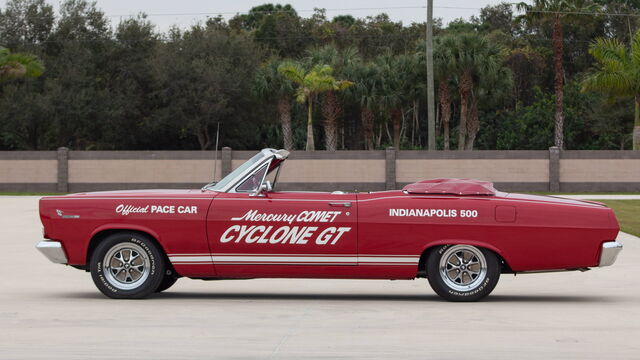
0 147 638 193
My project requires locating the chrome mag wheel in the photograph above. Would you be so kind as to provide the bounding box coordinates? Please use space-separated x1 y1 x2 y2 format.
103 242 150 290
439 245 488 292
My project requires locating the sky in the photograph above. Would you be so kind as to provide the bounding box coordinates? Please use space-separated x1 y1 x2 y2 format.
3 0 509 32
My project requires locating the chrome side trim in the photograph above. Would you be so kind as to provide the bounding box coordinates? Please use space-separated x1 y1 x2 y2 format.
36 240 68 264
599 241 623 267
516 267 590 274
55 209 80 219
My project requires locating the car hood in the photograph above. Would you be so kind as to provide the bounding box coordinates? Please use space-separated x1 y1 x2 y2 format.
46 189 218 199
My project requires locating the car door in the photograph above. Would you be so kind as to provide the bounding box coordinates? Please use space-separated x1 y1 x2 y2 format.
207 190 358 278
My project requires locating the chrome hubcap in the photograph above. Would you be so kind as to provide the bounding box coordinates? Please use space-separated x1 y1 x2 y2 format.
439 245 487 292
103 242 150 290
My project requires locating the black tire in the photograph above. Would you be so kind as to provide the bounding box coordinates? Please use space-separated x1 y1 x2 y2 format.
426 244 500 302
155 270 179 293
90 232 165 299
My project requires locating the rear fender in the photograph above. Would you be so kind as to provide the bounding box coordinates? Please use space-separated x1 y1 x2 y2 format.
419 239 511 268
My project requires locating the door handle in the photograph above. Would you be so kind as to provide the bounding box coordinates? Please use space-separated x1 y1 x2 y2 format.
329 202 352 208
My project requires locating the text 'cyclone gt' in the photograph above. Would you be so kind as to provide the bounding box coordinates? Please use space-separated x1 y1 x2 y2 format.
36 148 623 301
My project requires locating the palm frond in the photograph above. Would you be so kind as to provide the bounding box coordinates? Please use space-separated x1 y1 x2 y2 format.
277 61 305 85
0 47 44 82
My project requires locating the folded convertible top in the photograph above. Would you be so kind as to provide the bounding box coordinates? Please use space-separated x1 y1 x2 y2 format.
402 178 497 196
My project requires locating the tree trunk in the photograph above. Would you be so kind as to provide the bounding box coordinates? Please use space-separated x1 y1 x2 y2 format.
465 97 479 150
392 108 402 149
458 69 472 150
634 95 640 150
361 107 375 150
321 91 340 151
552 16 565 149
196 123 212 150
277 96 293 150
439 79 452 150
411 100 417 147
306 98 315 151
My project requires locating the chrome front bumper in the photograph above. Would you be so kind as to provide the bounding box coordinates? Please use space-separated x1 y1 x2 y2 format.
599 241 623 267
36 240 68 264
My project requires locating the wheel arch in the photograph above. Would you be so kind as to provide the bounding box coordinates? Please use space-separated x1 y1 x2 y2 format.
417 240 513 277
86 226 170 271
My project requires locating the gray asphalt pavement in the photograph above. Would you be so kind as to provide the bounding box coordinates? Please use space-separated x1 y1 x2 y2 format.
0 196 638 359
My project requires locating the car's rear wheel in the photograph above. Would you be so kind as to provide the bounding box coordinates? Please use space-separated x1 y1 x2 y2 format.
426 244 500 302
90 232 165 299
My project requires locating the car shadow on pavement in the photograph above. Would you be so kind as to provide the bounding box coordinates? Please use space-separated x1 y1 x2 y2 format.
52 291 624 303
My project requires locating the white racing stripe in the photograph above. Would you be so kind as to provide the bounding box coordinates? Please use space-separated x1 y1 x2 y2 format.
358 257 418 263
168 254 419 265
213 256 358 263
168 256 213 263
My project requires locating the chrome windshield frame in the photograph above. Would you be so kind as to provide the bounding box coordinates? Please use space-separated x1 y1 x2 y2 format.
205 148 289 193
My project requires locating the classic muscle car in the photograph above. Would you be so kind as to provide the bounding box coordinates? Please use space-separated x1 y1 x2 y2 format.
37 148 623 301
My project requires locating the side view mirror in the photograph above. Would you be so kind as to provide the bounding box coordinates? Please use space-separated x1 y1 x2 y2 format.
250 181 272 197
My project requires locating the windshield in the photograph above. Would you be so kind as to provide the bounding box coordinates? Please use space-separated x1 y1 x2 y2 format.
206 152 266 191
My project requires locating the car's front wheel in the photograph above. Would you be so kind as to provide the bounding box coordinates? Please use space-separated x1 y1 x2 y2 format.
426 244 500 302
90 232 165 299
155 270 179 293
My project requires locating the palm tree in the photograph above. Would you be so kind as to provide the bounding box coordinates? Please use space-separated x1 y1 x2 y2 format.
434 36 457 150
0 47 44 83
445 33 493 150
278 61 352 151
582 32 640 150
305 45 359 150
517 0 600 149
435 33 512 150
452 34 487 150
254 59 295 150
375 52 422 150
345 61 382 150
375 52 403 149
464 42 512 150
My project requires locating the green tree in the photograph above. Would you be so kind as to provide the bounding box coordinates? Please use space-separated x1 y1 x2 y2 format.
0 0 54 49
152 25 263 150
582 31 640 149
434 32 512 150
254 58 296 150
230 3 296 30
434 36 457 150
100 16 160 150
232 4 306 57
453 34 480 150
375 52 416 150
466 46 513 150
305 45 359 150
278 61 352 151
517 0 601 149
0 46 43 82
345 61 383 150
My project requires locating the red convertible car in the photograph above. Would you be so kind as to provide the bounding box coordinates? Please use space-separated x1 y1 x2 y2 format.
37 148 623 301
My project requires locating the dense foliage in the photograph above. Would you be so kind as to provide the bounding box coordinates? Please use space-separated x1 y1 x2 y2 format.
0 0 638 150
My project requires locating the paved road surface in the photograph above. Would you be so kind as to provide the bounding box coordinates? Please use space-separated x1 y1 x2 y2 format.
0 196 638 359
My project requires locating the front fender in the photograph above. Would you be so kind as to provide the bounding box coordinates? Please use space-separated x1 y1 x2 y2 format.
83 223 165 264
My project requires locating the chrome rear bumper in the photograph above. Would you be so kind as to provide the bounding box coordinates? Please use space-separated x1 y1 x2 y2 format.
599 241 623 267
36 240 68 264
